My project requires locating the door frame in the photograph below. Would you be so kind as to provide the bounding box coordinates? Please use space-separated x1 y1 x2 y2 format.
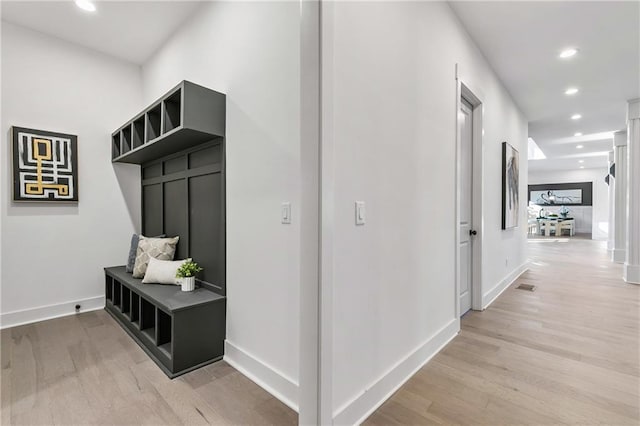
455 66 484 317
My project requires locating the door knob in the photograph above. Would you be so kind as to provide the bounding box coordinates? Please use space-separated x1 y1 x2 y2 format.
469 230 477 236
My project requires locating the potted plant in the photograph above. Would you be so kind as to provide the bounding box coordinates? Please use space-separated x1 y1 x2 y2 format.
176 260 203 292
559 206 570 218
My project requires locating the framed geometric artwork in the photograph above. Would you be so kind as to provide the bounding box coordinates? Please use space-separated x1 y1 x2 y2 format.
501 141 519 230
11 126 78 202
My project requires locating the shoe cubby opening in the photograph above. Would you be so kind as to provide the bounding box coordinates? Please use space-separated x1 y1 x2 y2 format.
130 292 140 325
146 104 162 142
156 309 172 358
113 280 121 308
112 133 121 159
163 88 182 134
121 286 131 316
105 275 113 302
140 298 156 343
132 117 145 149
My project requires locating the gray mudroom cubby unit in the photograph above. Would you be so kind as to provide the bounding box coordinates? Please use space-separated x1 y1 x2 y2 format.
106 80 227 378
111 80 225 164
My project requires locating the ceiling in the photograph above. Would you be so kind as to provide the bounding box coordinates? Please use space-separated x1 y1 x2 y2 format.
449 1 640 173
1 1 204 64
1 1 638 173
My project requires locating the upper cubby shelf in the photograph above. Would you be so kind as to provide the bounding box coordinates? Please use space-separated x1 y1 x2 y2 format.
112 81 226 165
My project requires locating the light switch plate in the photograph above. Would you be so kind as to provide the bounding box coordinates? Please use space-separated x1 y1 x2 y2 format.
282 202 292 224
355 201 365 225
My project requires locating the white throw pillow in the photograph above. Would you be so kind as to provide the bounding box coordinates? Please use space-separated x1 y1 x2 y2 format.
142 257 191 285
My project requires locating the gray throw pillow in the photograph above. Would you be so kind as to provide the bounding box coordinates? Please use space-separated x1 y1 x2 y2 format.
126 233 165 273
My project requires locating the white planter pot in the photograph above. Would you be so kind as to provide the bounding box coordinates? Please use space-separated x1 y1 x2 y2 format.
181 276 195 292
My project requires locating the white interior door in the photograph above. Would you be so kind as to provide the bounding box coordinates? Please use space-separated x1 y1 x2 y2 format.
459 99 474 315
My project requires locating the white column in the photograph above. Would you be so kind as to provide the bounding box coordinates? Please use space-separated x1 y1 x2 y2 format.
612 130 627 263
624 99 640 284
607 150 615 252
299 0 322 422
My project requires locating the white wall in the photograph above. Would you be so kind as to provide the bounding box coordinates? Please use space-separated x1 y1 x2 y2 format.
323 2 528 423
141 2 301 408
1 4 533 420
529 167 609 240
0 22 142 327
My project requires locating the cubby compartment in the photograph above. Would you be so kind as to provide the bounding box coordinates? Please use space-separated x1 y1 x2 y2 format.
140 297 156 343
121 126 132 154
121 286 131 316
163 88 182 134
156 309 172 358
113 280 121 308
105 275 113 302
132 117 145 149
112 133 121 159
146 104 162 142
130 292 140 325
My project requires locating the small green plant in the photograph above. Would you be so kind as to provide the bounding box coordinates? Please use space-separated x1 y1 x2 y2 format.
176 260 203 278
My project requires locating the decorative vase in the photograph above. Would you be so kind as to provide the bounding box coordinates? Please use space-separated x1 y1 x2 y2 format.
182 276 195 292
560 212 568 218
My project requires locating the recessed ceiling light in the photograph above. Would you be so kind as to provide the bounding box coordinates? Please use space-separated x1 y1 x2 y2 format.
75 0 96 12
576 145 584 149
571 114 582 120
559 48 578 59
578 160 584 163
565 87 579 95
574 132 583 136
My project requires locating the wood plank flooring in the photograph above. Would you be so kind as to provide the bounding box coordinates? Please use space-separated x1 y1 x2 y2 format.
365 238 640 425
2 238 638 425
0 310 297 425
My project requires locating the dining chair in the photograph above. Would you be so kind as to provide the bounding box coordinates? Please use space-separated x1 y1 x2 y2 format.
541 219 557 237
557 220 574 236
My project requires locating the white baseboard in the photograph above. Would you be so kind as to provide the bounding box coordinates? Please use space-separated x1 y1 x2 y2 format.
224 340 299 412
0 296 104 329
482 262 529 310
332 318 459 426
623 263 640 284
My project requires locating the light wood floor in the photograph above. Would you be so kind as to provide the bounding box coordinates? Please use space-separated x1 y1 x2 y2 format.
2 238 638 425
365 238 640 425
0 311 297 425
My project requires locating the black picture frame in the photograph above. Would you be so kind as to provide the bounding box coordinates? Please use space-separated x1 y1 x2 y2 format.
528 182 593 206
502 141 519 230
11 126 79 202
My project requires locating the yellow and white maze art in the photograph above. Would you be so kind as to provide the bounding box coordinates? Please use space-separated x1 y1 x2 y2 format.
14 128 78 201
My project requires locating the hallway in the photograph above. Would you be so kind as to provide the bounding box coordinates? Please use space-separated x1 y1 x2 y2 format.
365 238 640 425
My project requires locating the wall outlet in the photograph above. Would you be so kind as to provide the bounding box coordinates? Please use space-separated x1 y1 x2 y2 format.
355 201 365 225
281 202 292 224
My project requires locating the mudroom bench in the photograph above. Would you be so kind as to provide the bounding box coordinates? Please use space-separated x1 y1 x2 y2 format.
104 266 226 378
